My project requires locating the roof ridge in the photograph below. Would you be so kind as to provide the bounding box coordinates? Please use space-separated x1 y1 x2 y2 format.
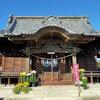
14 16 89 19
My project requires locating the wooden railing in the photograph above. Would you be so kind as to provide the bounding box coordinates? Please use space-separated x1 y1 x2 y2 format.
0 69 26 76
84 71 100 84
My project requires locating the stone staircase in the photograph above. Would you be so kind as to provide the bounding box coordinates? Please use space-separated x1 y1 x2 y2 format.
39 72 74 85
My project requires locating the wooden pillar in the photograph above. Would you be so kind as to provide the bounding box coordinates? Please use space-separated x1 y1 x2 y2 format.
2 56 5 71
72 47 77 64
8 78 10 85
26 58 30 73
0 78 1 84
51 55 53 82
44 71 46 82
18 76 20 83
12 57 14 72
25 47 31 73
72 53 77 64
20 57 21 72
90 71 93 84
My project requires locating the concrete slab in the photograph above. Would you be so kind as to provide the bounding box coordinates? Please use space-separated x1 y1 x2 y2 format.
0 84 100 100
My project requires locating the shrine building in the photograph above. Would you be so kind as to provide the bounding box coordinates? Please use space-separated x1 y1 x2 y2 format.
0 15 100 85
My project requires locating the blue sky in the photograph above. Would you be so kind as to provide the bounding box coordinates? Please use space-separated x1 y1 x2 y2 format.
0 0 100 30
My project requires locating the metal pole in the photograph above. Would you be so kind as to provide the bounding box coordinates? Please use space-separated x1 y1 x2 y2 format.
77 81 81 97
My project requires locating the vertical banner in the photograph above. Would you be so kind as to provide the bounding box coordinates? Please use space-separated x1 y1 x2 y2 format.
73 64 79 83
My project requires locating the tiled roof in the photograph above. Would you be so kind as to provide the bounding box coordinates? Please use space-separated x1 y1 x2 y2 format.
1 15 99 36
0 29 6 37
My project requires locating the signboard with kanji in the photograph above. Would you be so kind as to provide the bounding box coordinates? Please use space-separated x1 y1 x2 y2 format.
73 64 79 83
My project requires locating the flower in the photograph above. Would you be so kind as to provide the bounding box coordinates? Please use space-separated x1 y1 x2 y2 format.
16 83 23 87
20 72 26 76
23 72 26 75
20 72 23 76
82 77 87 80
23 82 30 87
31 70 36 74
79 68 85 72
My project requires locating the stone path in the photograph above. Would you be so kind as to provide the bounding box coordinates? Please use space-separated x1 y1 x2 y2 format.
0 84 100 100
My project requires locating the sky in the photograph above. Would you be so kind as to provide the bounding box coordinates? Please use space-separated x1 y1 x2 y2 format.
0 0 100 30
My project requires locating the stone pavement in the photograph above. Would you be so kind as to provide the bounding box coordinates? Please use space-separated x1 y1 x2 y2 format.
0 84 100 100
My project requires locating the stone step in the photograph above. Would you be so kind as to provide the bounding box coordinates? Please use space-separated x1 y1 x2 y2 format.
41 80 74 85
38 72 74 85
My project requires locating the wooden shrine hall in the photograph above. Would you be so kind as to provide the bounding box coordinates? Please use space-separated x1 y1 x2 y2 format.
0 15 100 85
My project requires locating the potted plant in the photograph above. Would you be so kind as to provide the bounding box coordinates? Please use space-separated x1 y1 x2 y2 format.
79 68 88 89
79 68 85 81
82 77 88 89
22 87 32 94
19 72 27 83
12 72 32 94
13 85 22 94
27 74 37 87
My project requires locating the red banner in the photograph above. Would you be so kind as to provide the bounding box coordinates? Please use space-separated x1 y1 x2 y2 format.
73 64 79 82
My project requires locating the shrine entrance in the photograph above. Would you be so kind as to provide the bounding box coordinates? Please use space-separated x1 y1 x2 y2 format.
42 57 58 83
28 26 77 85
31 53 73 85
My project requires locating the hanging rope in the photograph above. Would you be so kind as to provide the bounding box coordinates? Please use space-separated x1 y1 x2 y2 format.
32 53 73 60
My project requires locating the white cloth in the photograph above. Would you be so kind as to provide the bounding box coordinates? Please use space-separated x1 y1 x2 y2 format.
31 70 36 74
27 73 31 76
27 70 37 76
94 56 100 67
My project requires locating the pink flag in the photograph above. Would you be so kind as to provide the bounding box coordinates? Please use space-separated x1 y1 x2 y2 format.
73 64 79 82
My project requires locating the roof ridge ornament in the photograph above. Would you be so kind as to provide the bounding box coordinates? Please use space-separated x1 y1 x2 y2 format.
42 16 62 25
8 14 14 24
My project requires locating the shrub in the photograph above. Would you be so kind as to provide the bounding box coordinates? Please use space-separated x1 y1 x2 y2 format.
13 82 32 94
27 74 37 85
22 87 32 94
20 72 27 82
13 86 22 94
16 83 23 87
79 68 85 81
12 72 32 94
82 77 88 89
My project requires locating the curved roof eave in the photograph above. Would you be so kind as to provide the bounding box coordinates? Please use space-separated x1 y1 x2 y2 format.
4 16 97 36
0 29 10 37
